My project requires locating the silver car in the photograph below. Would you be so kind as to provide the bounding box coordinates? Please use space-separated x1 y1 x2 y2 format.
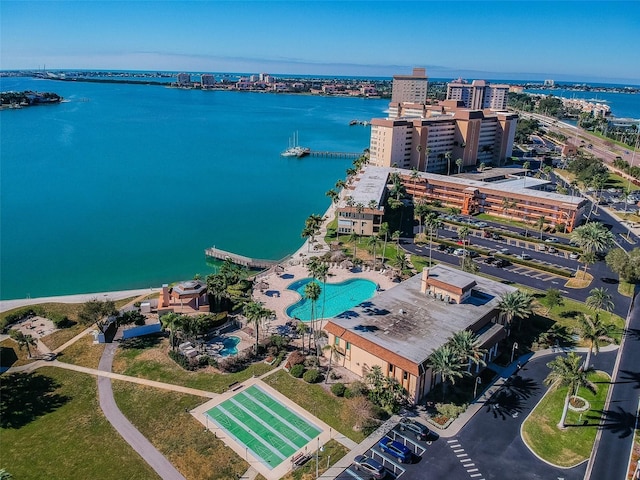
352 455 386 479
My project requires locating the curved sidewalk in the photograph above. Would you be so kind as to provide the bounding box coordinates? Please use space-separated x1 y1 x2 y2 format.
97 343 186 480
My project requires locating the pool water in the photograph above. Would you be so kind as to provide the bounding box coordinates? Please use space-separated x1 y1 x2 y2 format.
285 277 377 321
219 336 240 357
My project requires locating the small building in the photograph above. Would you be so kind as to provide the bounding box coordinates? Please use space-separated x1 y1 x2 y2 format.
323 264 517 404
159 281 209 312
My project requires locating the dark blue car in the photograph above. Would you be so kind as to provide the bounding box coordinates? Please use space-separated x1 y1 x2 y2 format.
378 437 412 463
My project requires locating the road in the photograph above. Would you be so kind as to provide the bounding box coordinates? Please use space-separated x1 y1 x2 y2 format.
586 289 640 480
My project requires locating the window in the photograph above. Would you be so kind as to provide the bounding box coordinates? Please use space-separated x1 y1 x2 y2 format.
389 364 394 373
346 342 351 350
403 372 408 380
334 336 340 345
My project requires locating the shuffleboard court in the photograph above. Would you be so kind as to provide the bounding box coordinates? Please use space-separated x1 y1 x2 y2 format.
206 385 322 469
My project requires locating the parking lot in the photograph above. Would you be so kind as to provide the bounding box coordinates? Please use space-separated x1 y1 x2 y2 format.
335 425 430 480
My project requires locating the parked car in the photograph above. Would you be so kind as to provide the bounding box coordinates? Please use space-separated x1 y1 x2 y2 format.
475 222 488 228
437 243 447 251
517 253 532 261
468 251 479 258
399 418 431 441
499 247 510 255
492 233 503 240
569 252 580 259
495 259 510 268
548 246 558 254
445 247 456 254
378 437 412 463
483 230 493 238
453 248 466 256
484 256 497 264
537 244 547 251
352 455 386 479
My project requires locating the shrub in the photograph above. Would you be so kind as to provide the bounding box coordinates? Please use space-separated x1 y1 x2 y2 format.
303 369 321 384
435 402 468 419
168 350 195 371
49 313 74 328
290 364 305 378
288 350 306 367
330 383 346 397
329 370 341 380
345 380 368 398
304 355 319 368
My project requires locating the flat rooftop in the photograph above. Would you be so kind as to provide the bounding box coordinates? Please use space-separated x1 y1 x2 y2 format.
329 264 516 366
338 166 388 208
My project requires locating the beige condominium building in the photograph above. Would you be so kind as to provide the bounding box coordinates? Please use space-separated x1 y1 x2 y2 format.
370 100 518 172
446 78 510 110
391 67 429 104
337 166 586 234
324 264 517 404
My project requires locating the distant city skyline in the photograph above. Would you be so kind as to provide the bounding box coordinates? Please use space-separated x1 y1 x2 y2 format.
1 1 639 85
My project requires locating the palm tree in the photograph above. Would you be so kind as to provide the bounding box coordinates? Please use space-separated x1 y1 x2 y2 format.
243 301 274 355
428 344 468 401
346 230 359 258
160 313 183 351
586 287 615 319
379 222 390 265
501 197 516 218
570 221 615 255
9 330 37 358
308 258 329 320
424 147 431 172
579 251 598 277
391 251 408 273
424 212 442 267
523 161 530 177
296 321 309 353
301 224 315 252
535 215 546 239
455 158 463 174
449 330 486 372
367 234 380 270
410 167 420 201
323 343 343 383
576 313 615 369
391 230 401 254
335 179 347 191
445 151 453 176
498 290 533 332
544 288 564 315
326 188 339 205
544 352 596 429
304 280 322 355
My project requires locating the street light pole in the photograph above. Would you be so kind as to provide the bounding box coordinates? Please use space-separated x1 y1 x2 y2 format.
316 437 320 480
510 342 519 364
474 376 482 398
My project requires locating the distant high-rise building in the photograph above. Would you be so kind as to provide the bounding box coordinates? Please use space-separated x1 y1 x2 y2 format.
201 74 216 88
544 79 555 86
446 79 509 110
391 67 428 104
177 73 191 86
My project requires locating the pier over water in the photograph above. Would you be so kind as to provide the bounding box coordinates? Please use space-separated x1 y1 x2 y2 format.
308 150 360 159
204 247 278 269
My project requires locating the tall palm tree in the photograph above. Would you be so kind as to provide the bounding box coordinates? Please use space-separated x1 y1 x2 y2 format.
346 230 359 258
326 188 339 205
570 221 615 255
455 158 463 174
586 287 615 319
428 344 468 401
576 313 615 369
579 251 598 278
544 352 597 429
501 197 516 218
449 330 486 372
323 343 343 383
304 280 322 356
335 179 347 191
367 234 380 270
535 215 546 239
498 290 533 332
160 313 183 351
424 212 442 267
9 330 37 358
414 201 430 234
445 151 453 176
296 321 309 354
379 222 390 265
392 230 401 254
424 147 431 172
308 258 329 320
410 167 420 201
243 300 274 355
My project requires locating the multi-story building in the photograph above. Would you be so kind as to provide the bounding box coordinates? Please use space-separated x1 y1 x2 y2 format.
446 79 510 110
369 101 518 171
391 67 428 104
201 74 216 88
176 73 191 86
323 264 517 403
336 166 586 233
336 167 386 236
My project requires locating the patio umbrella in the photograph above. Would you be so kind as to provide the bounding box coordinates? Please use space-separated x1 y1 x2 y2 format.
341 259 354 269
275 265 285 274
331 251 346 262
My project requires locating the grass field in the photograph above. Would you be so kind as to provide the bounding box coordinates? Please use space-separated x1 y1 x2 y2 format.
0 367 158 479
521 370 610 467
112 380 248 480
113 336 274 392
0 338 36 369
56 333 105 369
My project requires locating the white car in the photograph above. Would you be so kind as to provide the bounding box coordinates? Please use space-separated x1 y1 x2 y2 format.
544 237 558 243
569 252 580 259
453 248 466 256
517 253 532 260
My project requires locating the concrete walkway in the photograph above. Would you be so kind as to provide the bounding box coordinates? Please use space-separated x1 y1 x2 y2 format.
98 343 186 480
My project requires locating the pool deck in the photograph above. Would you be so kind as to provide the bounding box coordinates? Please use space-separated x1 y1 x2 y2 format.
252 262 397 331
191 376 340 480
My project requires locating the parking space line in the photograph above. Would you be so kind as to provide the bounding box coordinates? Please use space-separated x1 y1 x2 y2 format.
467 468 479 472
447 439 458 443
453 448 464 453
470 474 483 478
370 450 405 476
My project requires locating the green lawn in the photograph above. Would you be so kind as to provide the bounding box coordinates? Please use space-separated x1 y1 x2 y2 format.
112 380 248 480
56 333 105 369
521 371 610 467
281 439 348 480
0 338 36 369
0 367 158 479
113 336 274 392
262 369 366 443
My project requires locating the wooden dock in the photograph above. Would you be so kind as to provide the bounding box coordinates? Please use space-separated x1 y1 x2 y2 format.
204 247 278 269
308 150 360 159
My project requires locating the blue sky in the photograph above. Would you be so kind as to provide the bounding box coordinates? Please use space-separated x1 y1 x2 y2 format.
2 1 639 84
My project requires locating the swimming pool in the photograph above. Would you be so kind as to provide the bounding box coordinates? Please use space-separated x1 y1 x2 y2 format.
285 277 377 321
219 336 240 357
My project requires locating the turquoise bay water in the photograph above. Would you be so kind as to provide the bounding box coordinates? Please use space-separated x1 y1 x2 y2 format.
285 277 377 321
0 77 387 300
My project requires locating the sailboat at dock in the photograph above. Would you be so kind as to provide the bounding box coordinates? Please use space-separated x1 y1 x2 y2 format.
281 131 310 157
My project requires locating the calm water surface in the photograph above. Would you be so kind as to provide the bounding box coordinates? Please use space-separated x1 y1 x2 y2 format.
0 77 386 299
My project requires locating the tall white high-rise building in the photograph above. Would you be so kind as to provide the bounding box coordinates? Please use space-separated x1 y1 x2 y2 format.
446 79 509 110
